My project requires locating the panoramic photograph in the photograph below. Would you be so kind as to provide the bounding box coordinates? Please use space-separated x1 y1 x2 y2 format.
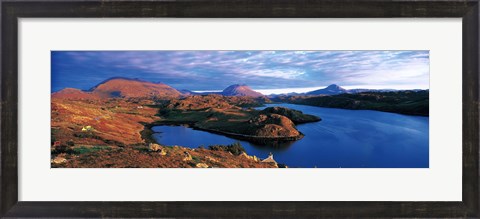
51 51 429 168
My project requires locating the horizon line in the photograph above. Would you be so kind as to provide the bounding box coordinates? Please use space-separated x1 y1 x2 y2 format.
52 84 429 95
194 85 429 95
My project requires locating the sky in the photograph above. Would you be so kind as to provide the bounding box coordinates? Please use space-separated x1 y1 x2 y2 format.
51 51 429 94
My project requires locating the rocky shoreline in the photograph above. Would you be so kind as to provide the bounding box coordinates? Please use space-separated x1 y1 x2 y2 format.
147 121 305 145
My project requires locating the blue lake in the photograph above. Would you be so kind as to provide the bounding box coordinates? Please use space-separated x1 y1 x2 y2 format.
152 104 429 168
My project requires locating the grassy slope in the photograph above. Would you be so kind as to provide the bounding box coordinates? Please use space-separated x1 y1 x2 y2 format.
51 97 279 168
51 98 159 146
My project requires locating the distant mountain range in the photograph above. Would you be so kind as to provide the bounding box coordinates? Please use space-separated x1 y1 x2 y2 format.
53 78 265 100
268 84 410 98
306 84 348 95
306 84 402 95
52 77 425 100
179 84 264 97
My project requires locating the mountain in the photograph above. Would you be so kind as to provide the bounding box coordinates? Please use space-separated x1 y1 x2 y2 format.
306 84 347 95
221 84 264 97
303 84 401 96
52 88 99 100
90 77 181 98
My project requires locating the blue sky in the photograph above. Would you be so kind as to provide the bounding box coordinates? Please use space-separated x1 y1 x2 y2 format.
51 51 429 94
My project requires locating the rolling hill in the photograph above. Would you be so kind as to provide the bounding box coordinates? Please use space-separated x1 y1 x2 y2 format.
90 77 182 98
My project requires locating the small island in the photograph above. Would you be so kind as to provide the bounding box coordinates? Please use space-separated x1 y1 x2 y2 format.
156 95 321 144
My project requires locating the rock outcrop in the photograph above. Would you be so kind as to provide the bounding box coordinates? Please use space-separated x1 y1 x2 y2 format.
248 114 300 137
183 151 193 161
196 163 209 168
149 143 161 152
260 107 321 124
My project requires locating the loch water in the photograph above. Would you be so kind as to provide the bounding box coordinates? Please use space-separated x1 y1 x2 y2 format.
152 103 429 168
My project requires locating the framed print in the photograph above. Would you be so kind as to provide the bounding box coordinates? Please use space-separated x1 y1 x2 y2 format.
49 50 429 169
1 0 479 218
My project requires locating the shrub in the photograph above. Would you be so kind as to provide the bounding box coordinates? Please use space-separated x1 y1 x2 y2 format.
72 146 111 155
192 156 201 163
103 139 125 147
74 132 102 139
51 145 68 155
208 142 245 156
66 140 75 146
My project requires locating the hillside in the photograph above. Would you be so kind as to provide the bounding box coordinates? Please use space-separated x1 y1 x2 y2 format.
52 143 277 168
221 84 264 97
90 77 182 98
275 90 429 116
52 88 100 100
51 96 279 168
306 84 347 95
51 98 159 146
260 107 321 124
165 94 269 110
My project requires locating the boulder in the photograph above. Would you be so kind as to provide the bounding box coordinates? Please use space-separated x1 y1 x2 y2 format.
149 143 161 152
196 163 209 168
159 148 167 156
183 152 192 161
239 152 260 162
205 156 219 163
52 156 67 164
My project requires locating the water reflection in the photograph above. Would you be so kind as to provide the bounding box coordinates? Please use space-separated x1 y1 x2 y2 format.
152 104 429 168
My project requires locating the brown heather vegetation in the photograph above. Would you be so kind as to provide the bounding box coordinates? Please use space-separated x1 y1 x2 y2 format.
247 114 300 137
50 78 319 168
91 78 182 98
51 94 286 167
51 98 158 146
165 94 270 110
52 145 277 168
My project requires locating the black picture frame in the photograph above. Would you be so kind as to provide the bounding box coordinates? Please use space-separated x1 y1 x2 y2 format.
1 0 479 218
